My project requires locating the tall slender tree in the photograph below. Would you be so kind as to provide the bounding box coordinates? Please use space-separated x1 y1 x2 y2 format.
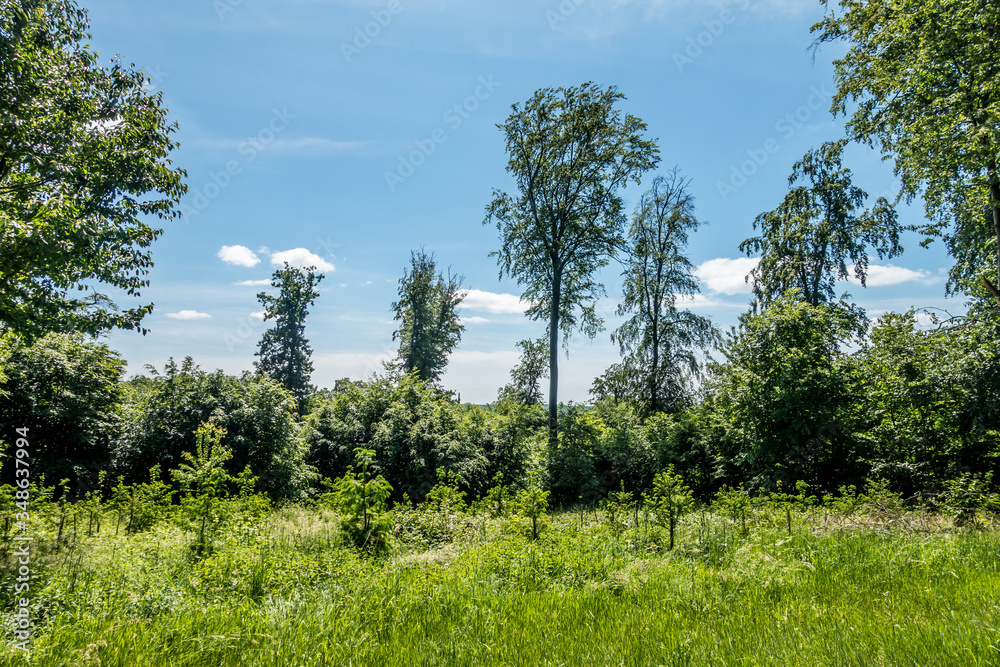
391 250 465 384
254 263 323 410
485 82 659 446
612 169 717 414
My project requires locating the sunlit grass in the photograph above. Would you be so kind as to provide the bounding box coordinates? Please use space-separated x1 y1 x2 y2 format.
3 508 999 666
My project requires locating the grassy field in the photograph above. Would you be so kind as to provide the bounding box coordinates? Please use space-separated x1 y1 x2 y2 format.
2 503 999 666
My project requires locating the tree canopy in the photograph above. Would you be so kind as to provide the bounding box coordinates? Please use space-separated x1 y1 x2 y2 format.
484 82 659 445
391 250 465 384
255 263 324 411
0 0 186 339
740 140 901 328
814 0 1000 298
612 169 716 414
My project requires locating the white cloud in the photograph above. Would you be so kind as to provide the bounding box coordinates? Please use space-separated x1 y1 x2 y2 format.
233 279 271 286
218 245 260 267
250 311 266 320
845 264 936 287
270 248 336 272
166 310 212 320
694 257 759 295
462 289 530 314
461 316 490 325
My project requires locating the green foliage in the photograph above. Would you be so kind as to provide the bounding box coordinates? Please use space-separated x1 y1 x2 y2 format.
641 409 718 500
815 0 1000 292
766 480 817 535
331 448 393 553
709 292 858 492
547 405 601 506
484 81 660 446
848 312 1000 495
423 468 468 514
740 140 901 329
495 338 548 406
305 371 530 503
611 168 717 414
0 476 999 665
124 465 174 533
171 423 233 557
476 473 512 518
116 357 310 499
0 333 124 488
644 466 694 549
391 249 465 384
601 482 637 536
713 484 754 534
513 473 550 540
941 472 999 528
254 263 324 411
0 0 186 338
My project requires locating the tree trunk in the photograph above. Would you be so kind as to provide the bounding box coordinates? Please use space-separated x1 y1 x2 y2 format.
650 319 659 414
548 273 561 449
990 176 1000 302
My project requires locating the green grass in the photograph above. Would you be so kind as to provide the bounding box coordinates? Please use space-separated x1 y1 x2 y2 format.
3 506 999 666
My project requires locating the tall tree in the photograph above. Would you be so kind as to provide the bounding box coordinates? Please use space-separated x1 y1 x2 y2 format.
612 169 717 414
484 82 659 446
814 0 1000 300
0 0 186 339
255 263 323 410
496 337 549 405
391 250 465 384
740 140 901 328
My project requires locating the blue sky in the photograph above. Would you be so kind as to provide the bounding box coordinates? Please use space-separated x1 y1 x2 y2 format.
89 0 957 403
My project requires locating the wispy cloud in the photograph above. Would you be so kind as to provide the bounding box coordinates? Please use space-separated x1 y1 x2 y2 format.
845 264 938 288
234 279 272 286
194 135 364 156
166 310 212 320
461 316 490 325
218 245 261 267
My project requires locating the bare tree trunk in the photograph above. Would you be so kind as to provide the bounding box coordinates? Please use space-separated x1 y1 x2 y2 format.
985 167 1000 307
549 275 560 449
